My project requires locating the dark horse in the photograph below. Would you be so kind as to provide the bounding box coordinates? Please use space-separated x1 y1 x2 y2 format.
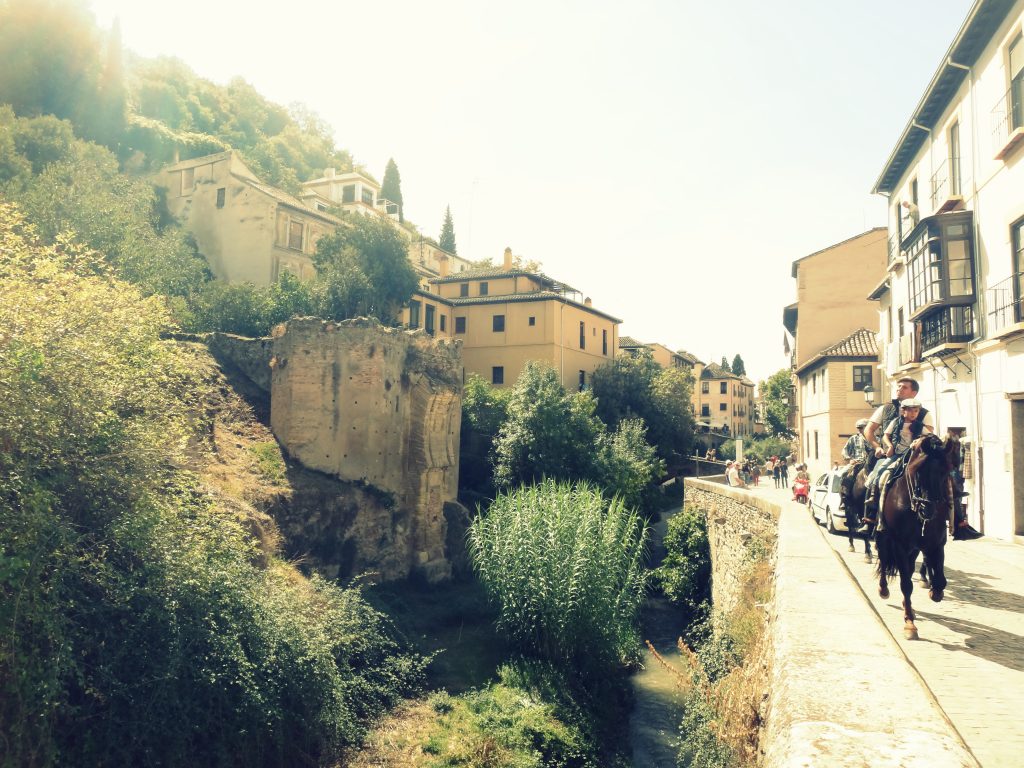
874 434 958 640
844 452 878 562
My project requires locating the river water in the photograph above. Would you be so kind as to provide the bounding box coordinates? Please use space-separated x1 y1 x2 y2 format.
629 504 690 767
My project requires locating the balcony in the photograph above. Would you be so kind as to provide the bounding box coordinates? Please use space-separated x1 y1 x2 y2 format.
992 79 1024 160
919 305 974 356
887 232 901 266
930 158 963 213
987 273 1024 339
904 211 975 322
899 331 920 367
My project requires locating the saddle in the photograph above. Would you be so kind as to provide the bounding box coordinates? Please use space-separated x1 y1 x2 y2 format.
877 451 912 514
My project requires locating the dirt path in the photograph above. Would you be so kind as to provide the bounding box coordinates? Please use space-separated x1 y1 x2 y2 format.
629 505 688 767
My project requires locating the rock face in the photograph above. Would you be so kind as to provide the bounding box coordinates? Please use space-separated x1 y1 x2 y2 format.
268 317 462 582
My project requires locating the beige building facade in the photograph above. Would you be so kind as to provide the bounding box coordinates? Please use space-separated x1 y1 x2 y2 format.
693 361 755 438
871 0 1024 541
154 151 339 285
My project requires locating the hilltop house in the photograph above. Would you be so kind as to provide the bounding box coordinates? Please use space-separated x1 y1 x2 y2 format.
870 0 1024 540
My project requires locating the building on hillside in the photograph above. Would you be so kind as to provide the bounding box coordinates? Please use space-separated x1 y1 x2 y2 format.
870 0 1024 540
154 150 339 285
782 228 887 472
617 336 648 358
793 329 880 477
693 362 755 438
299 169 397 220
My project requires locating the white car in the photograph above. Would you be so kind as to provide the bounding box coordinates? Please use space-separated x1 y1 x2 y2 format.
810 468 849 534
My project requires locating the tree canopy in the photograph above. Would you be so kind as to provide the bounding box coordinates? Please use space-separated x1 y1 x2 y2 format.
759 368 795 437
731 354 746 376
380 158 403 222
439 204 457 254
720 356 731 373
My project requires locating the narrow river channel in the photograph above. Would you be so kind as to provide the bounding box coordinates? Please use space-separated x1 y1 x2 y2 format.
629 504 690 767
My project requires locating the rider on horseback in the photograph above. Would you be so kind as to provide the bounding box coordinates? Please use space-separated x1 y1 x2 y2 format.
857 397 934 533
837 418 870 514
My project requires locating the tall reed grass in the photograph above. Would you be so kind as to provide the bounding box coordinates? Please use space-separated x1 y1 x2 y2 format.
468 479 649 671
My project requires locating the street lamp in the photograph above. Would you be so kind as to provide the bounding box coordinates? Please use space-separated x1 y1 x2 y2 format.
863 384 879 407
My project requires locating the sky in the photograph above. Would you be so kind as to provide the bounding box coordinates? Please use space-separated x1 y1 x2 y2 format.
88 0 974 384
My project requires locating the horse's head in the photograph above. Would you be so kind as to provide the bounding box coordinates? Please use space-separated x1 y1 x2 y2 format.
907 433 952 509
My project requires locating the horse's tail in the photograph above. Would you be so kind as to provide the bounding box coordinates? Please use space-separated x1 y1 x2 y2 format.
874 532 900 580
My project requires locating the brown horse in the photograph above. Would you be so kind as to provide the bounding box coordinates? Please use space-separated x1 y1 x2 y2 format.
874 434 957 640
845 452 877 562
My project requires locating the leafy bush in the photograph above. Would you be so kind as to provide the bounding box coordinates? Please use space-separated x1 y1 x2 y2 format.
0 204 426 766
468 479 649 671
459 373 511 499
593 418 665 512
656 505 712 620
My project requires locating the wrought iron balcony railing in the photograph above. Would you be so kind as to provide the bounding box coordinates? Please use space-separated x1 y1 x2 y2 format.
992 78 1024 159
987 273 1024 336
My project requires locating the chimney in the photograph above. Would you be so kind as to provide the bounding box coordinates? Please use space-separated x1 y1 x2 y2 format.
504 247 513 271
324 168 335 178
439 254 450 278
584 297 592 307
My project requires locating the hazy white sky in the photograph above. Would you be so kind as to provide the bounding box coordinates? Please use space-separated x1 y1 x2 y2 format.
89 0 972 383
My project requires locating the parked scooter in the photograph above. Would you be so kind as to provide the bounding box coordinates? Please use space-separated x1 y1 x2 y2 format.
792 476 810 504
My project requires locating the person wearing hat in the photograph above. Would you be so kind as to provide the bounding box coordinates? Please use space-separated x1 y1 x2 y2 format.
858 398 934 533
837 418 870 514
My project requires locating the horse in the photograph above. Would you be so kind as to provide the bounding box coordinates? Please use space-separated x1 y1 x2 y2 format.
843 452 877 562
874 433 958 640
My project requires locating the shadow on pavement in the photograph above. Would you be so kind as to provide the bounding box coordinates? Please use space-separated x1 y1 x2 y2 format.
913 609 1024 672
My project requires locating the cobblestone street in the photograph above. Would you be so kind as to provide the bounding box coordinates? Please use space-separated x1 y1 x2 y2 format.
748 480 1024 767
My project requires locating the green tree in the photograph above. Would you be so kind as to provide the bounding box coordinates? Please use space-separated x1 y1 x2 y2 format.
439 204 457 254
760 368 795 437
380 157 404 222
312 214 418 323
655 505 711 619
731 354 746 376
459 374 510 499
720 356 731 373
492 362 604 488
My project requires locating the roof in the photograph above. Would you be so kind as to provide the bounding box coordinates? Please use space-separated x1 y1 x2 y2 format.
238 175 342 225
618 335 647 349
675 349 702 365
795 328 879 375
867 276 891 301
430 265 578 294
444 291 623 323
872 0 1017 195
700 362 739 380
790 228 887 278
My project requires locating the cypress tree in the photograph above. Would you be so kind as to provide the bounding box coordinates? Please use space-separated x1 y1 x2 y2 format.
380 158 403 222
720 356 731 373
732 354 746 376
439 205 457 254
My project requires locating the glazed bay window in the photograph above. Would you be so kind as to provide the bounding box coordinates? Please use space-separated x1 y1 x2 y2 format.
905 211 975 321
920 305 974 351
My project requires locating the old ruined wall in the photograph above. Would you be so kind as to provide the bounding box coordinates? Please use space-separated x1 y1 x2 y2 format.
683 479 778 620
207 332 274 392
269 317 462 581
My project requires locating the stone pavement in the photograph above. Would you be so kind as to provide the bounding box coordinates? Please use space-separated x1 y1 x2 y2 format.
746 478 1024 767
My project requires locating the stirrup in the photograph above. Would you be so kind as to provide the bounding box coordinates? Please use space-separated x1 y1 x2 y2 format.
856 518 874 534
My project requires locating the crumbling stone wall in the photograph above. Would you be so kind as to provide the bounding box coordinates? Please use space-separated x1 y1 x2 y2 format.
268 317 462 581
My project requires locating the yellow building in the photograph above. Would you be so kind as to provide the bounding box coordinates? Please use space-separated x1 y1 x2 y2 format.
408 248 620 390
692 361 755 438
782 228 887 475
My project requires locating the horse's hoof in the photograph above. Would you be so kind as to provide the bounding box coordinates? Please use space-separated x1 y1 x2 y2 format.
921 577 930 588
904 626 919 640
879 586 890 599
930 589 943 603
848 543 855 552
864 554 873 564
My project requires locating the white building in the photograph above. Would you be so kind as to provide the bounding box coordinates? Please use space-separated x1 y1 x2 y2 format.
871 0 1024 541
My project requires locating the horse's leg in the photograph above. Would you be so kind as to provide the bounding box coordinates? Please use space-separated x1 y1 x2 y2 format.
901 552 918 639
864 530 873 564
927 544 947 603
919 555 930 588
878 534 890 599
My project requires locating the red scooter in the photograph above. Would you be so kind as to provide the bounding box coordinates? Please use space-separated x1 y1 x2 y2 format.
792 476 810 504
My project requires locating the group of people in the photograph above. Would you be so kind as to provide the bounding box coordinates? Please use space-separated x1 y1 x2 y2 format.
724 457 760 488
836 376 981 540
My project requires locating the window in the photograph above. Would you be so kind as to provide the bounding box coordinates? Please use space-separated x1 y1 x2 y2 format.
492 314 505 332
852 365 872 391
579 321 585 349
898 307 905 337
408 300 421 329
455 316 466 334
701 405 710 417
425 305 435 336
814 431 819 459
180 167 194 195
1013 217 1024 323
460 283 469 297
602 329 607 355
216 187 225 208
440 314 447 332
701 381 709 394
719 403 727 411
529 316 536 326
578 370 586 391
887 305 893 340
719 382 727 394
342 185 355 203
492 366 504 385
361 188 374 205
288 221 303 250
1010 33 1023 131
812 373 816 394
948 121 961 196
906 213 975 317
479 282 488 296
